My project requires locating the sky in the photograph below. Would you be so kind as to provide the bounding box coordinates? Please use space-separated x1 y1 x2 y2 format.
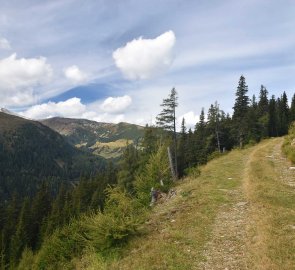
0 0 295 129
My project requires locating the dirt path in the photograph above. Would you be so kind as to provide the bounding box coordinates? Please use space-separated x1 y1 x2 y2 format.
199 142 275 270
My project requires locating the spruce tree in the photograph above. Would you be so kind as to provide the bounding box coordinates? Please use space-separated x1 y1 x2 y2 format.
207 102 221 152
185 128 196 167
258 85 269 115
232 75 249 147
277 92 289 135
29 183 51 249
290 93 295 122
117 144 140 193
257 85 269 138
10 198 30 267
177 118 187 177
194 108 207 164
268 95 278 137
142 124 158 156
156 88 178 178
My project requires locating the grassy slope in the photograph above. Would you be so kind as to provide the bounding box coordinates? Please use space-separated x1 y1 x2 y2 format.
107 147 247 269
245 138 295 269
102 138 295 269
22 138 294 269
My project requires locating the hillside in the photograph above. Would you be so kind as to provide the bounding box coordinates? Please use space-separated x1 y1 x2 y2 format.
106 138 294 269
18 137 295 269
41 117 145 159
0 112 105 200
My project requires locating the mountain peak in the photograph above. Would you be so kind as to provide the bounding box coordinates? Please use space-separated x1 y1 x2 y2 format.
0 107 16 115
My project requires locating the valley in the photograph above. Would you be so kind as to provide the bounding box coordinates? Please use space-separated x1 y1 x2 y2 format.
41 117 144 160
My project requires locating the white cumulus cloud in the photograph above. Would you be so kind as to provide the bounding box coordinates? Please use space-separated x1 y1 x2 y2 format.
100 95 132 113
0 38 11 49
20 97 86 119
64 65 87 83
0 53 53 106
113 30 176 80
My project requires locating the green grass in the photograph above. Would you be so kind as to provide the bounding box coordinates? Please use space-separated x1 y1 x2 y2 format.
17 138 295 269
105 148 250 269
245 138 295 270
282 123 295 163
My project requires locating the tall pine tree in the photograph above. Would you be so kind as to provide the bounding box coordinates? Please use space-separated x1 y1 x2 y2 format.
232 75 249 147
290 93 295 122
156 88 178 178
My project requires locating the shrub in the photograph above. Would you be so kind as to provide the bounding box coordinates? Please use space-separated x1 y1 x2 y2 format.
82 187 146 251
134 143 173 205
17 248 34 270
282 122 295 164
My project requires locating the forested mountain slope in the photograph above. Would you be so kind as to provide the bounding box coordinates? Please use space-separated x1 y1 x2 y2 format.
41 117 144 159
0 112 105 200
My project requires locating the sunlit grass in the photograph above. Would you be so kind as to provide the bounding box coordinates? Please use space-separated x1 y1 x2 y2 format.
105 148 250 269
245 138 295 270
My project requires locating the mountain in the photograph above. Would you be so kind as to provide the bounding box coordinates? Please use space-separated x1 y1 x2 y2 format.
41 117 145 159
0 112 105 200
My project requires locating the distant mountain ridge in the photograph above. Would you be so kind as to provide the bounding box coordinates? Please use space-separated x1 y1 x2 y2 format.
41 117 145 159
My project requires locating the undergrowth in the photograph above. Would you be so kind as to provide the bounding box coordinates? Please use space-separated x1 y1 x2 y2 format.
282 122 295 163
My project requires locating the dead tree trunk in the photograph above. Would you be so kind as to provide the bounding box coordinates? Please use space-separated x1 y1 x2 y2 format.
167 146 176 180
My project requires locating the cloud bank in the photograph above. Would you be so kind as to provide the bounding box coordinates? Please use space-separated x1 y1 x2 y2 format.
113 30 175 80
0 54 53 106
21 95 132 123
21 97 86 119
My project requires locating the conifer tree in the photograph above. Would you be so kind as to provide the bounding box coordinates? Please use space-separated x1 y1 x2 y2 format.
207 102 221 152
232 75 249 147
156 88 178 178
177 118 187 177
45 184 67 236
290 93 295 122
117 144 140 193
194 108 207 164
142 124 158 155
268 95 278 137
258 85 269 115
251 94 258 108
10 198 30 267
277 92 289 135
29 183 51 249
257 85 269 138
185 128 196 167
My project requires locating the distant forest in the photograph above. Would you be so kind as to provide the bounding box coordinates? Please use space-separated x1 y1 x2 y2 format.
1 75 295 269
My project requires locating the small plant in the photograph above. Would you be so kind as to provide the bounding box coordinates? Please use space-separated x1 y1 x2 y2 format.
282 122 295 164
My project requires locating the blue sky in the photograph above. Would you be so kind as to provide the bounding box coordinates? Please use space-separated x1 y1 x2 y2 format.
0 0 294 128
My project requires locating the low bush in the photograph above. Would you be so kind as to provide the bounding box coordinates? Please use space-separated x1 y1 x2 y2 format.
282 122 295 164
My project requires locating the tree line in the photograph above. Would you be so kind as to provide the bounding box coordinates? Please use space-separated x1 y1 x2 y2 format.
173 75 295 177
